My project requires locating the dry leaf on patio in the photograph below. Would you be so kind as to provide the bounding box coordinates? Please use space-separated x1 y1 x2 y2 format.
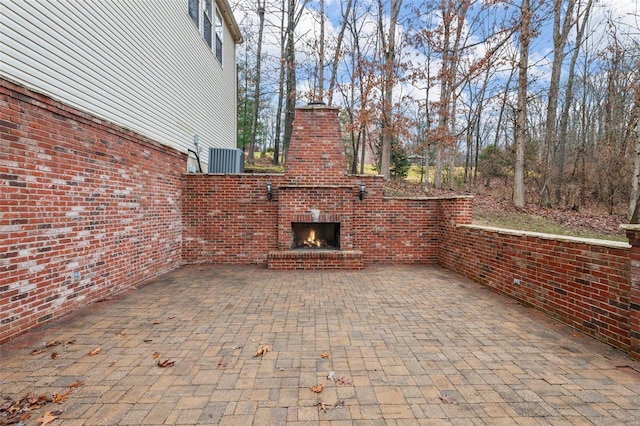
50 352 58 359
52 389 71 404
152 320 161 325
31 349 43 355
336 376 352 386
152 352 160 359
143 339 153 343
254 345 270 357
36 411 58 425
157 359 175 368
439 393 458 405
45 340 61 347
320 353 330 359
315 399 331 412
68 381 84 389
217 361 227 369
88 347 102 356
310 384 324 393
115 332 127 338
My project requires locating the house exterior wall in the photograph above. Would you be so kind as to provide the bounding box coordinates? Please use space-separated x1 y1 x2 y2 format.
0 0 240 166
0 79 185 344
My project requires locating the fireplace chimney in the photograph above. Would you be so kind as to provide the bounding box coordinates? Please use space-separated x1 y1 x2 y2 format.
285 105 346 183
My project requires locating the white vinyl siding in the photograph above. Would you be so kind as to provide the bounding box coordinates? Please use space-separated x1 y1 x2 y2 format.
0 0 239 165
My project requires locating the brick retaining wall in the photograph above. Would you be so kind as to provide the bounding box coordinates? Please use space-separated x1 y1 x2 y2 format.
441 224 634 356
0 79 185 343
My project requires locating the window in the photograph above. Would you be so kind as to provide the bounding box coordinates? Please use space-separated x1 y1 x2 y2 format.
215 9 223 64
188 0 198 26
188 0 223 65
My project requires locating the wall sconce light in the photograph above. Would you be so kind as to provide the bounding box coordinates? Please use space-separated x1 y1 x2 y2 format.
266 181 273 200
359 181 366 200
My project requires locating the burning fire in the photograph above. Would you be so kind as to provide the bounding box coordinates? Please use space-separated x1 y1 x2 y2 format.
306 229 323 247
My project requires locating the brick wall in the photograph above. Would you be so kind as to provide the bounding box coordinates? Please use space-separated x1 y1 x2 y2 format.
0 79 186 343
181 171 473 266
441 224 632 353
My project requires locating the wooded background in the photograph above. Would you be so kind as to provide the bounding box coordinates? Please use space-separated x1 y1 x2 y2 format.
232 0 639 221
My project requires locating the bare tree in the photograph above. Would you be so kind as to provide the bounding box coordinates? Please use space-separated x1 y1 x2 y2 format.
378 0 403 181
554 0 593 206
282 0 310 161
539 0 576 206
514 0 533 208
248 0 266 164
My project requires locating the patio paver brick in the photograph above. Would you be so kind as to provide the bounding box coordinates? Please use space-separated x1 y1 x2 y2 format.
1 264 639 425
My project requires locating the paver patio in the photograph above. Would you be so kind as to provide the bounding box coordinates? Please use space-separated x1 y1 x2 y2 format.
1 264 639 425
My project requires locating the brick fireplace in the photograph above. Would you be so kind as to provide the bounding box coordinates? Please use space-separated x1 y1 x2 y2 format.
181 104 473 269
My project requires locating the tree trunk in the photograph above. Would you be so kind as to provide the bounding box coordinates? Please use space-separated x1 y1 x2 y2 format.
555 0 592 206
282 0 296 161
318 0 324 102
272 1 287 165
514 0 532 209
248 1 266 164
627 84 640 222
378 0 402 181
327 0 353 106
540 0 575 206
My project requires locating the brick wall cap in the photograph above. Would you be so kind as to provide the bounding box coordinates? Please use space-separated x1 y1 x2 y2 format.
279 184 353 189
297 105 340 111
383 195 474 201
620 224 640 231
459 224 631 249
185 173 284 177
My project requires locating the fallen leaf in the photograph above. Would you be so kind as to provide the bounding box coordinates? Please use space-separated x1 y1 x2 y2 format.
88 347 102 356
336 376 352 386
439 393 458 405
152 320 161 325
68 381 84 389
157 359 175 368
310 384 324 393
37 411 58 425
143 339 153 343
152 352 160 359
45 340 61 347
320 353 330 359
52 389 71 403
254 345 270 357
31 349 43 355
51 352 59 359
115 332 127 338
217 361 227 369
66 339 76 345
167 316 175 319
334 400 345 408
315 399 330 412
327 371 336 381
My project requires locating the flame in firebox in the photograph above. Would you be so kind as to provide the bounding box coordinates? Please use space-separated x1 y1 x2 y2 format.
306 229 322 247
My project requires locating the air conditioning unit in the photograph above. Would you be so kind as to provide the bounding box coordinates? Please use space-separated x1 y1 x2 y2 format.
208 148 244 173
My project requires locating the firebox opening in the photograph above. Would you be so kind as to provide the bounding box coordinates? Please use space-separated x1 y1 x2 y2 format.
291 222 340 250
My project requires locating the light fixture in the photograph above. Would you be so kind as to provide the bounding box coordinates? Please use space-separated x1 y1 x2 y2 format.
359 181 366 200
266 181 273 200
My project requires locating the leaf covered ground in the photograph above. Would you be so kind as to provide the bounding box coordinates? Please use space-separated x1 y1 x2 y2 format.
383 181 628 242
